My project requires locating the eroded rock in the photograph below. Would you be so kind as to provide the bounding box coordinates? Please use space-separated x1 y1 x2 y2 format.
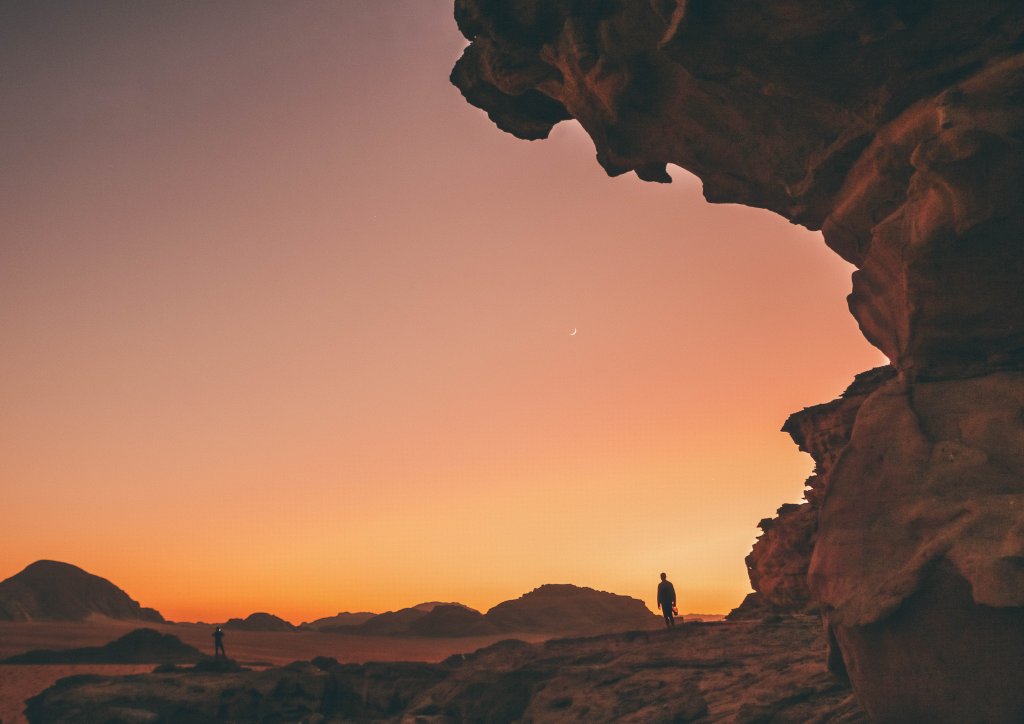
747 367 895 613
451 1 1024 718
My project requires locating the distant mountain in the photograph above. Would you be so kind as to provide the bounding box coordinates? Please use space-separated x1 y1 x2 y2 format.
299 611 376 631
409 604 498 637
485 584 660 635
324 602 484 636
682 613 727 622
322 587 659 637
4 628 201 664
350 606 432 636
410 601 467 613
0 560 163 622
221 612 295 631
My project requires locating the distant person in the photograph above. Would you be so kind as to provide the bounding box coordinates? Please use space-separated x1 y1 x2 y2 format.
657 572 678 629
213 626 226 659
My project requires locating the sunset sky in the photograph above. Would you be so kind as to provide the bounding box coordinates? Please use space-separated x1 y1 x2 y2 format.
1 1 885 623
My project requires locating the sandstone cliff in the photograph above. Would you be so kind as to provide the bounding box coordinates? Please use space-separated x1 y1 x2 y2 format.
452 2 1024 720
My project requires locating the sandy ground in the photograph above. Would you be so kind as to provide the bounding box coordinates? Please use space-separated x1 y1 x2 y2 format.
0 620 550 724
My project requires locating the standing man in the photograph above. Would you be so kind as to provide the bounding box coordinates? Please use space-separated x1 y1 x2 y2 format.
657 572 677 629
213 626 227 659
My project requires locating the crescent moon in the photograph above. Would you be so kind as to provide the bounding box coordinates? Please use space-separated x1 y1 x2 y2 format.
570 328 577 336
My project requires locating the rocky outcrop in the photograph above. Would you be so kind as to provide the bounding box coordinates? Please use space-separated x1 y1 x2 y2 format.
347 605 436 636
25 617 868 723
484 584 660 634
724 592 770 621
409 604 500 637
746 367 895 613
0 560 163 623
299 611 375 631
451 1 1024 719
221 612 296 632
322 588 656 637
3 628 202 665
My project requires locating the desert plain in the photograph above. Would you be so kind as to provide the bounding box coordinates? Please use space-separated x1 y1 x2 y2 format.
0 618 550 724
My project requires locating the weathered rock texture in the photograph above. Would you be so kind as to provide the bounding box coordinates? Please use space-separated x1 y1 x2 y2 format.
452 1 1024 720
746 366 895 613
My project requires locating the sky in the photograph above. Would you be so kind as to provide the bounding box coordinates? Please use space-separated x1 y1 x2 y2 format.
0 1 885 623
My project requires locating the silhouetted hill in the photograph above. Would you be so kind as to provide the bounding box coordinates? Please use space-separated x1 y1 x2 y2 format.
409 604 498 637
221 612 295 631
350 607 431 635
485 584 660 635
329 602 481 636
3 628 201 664
299 611 376 631
410 601 465 613
324 588 660 637
0 560 163 622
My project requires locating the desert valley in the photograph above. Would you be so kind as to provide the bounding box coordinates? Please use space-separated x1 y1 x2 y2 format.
0 560 869 723
4 0 1024 721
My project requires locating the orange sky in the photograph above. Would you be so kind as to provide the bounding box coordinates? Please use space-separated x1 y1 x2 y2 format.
0 1 885 623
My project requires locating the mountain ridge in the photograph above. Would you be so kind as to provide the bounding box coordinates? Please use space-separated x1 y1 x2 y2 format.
2 561 669 636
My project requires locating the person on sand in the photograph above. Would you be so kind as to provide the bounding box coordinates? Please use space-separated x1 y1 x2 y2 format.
213 626 226 659
657 572 678 629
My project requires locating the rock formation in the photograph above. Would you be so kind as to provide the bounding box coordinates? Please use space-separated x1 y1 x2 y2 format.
745 366 895 614
347 605 439 636
409 603 499 637
451 1 1024 720
220 612 296 632
485 584 660 635
0 560 163 622
320 587 656 637
3 628 202 665
299 610 376 631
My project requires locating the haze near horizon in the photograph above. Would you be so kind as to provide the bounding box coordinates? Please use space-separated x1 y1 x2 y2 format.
0 1 885 623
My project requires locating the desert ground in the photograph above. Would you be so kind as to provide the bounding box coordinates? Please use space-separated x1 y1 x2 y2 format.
0 619 550 724
5 616 867 723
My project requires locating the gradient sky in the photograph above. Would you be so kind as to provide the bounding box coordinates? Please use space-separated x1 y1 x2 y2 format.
0 1 885 623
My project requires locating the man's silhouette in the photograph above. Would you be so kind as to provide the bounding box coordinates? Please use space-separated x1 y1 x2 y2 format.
657 572 677 629
213 626 226 659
